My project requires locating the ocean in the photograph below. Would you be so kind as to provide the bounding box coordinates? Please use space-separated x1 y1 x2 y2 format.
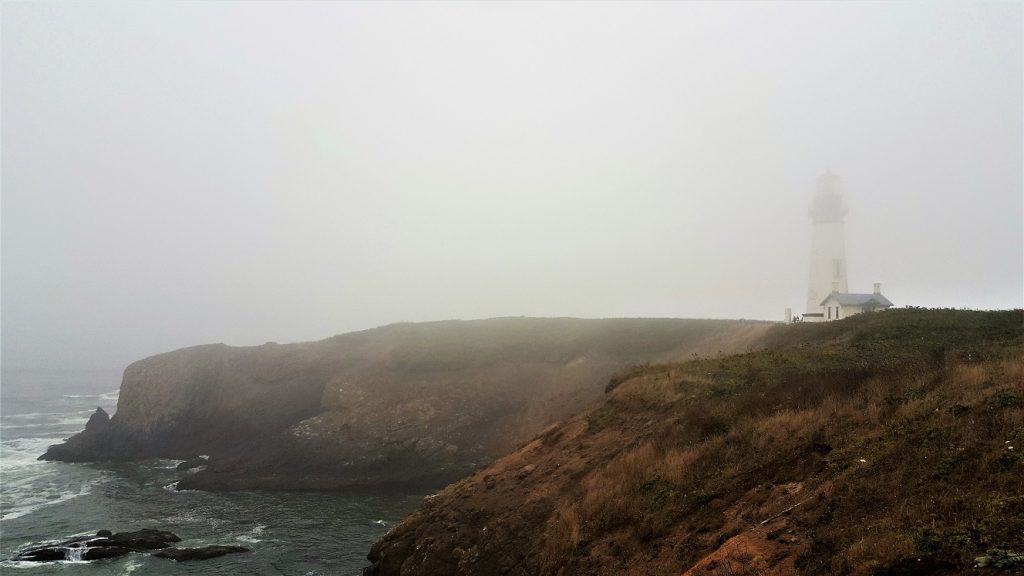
0 368 427 575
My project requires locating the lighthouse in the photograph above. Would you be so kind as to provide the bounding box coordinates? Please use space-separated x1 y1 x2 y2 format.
804 170 849 321
801 170 893 322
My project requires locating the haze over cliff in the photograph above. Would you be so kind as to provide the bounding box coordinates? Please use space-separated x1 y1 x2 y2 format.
4 2 1020 372
41 317 769 490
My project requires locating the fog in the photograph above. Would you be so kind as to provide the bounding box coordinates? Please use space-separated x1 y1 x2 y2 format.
3 1 1021 370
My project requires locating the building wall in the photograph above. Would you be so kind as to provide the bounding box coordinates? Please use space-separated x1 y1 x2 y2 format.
815 302 867 322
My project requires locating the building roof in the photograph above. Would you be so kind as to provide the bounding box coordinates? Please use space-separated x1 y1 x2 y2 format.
820 292 894 307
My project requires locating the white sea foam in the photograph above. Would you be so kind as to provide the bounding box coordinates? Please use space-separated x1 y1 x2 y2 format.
1 437 64 471
60 389 119 402
1 381 119 525
0 422 54 430
0 434 107 520
1 483 98 521
54 416 90 427
3 411 88 420
165 512 201 524
2 409 93 430
154 459 185 470
237 523 267 543
0 559 56 569
121 558 143 574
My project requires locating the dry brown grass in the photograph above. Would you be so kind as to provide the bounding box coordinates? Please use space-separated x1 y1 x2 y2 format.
369 309 1024 576
540 502 582 571
540 352 1023 575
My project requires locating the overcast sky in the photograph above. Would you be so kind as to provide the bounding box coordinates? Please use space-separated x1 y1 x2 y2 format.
3 1 1021 370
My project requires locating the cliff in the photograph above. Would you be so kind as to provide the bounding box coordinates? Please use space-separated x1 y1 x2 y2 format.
365 309 1024 576
40 317 770 490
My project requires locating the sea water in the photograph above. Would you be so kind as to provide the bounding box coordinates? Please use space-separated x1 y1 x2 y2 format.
0 368 427 575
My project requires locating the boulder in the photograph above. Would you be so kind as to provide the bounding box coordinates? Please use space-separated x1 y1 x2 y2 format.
106 528 181 550
151 545 250 561
176 456 209 471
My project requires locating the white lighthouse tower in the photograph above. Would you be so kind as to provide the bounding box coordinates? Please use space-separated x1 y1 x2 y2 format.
804 170 848 321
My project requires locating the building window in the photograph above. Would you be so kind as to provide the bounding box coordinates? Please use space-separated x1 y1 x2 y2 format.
836 307 840 319
827 306 832 319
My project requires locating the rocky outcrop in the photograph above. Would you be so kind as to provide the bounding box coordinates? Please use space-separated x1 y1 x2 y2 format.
12 529 249 564
85 407 110 431
13 529 180 562
40 318 771 490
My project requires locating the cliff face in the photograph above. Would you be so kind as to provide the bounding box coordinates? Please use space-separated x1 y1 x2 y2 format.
364 310 1024 576
41 317 770 490
40 342 335 463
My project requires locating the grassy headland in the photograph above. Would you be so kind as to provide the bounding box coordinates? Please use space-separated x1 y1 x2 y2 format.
366 309 1024 576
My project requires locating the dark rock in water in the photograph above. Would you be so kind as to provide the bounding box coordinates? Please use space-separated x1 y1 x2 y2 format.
151 545 250 561
13 546 70 562
12 535 130 562
11 529 242 564
107 528 181 550
85 407 110 432
83 546 132 560
177 455 209 471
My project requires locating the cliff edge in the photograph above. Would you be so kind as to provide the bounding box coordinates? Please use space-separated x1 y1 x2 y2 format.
364 309 1023 576
40 317 769 491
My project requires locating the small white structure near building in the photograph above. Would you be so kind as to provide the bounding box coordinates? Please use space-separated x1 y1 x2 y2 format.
819 283 893 321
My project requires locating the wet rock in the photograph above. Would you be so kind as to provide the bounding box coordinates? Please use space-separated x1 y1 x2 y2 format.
151 545 250 561
13 546 70 562
11 529 248 564
176 455 209 471
84 546 132 560
12 536 132 562
106 528 181 550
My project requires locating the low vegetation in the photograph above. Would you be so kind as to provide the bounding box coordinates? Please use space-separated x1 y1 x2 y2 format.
366 309 1024 576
